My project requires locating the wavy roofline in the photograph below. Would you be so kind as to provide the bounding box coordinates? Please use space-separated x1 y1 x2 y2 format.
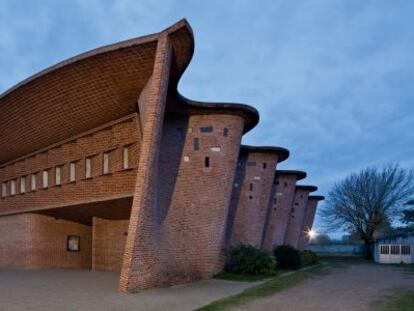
296 185 318 192
275 169 307 180
308 195 325 201
0 19 259 134
240 145 289 162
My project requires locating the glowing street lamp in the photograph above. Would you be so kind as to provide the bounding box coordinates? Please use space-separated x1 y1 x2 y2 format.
307 229 317 240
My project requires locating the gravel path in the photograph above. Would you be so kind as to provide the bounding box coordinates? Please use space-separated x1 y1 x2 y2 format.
238 263 414 311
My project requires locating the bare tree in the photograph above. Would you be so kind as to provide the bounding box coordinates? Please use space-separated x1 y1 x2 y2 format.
321 165 414 259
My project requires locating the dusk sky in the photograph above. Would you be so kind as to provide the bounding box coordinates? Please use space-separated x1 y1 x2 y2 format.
1 1 413 237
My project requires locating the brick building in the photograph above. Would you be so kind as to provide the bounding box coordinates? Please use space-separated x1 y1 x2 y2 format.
226 146 289 248
262 170 307 251
0 19 323 293
297 195 325 250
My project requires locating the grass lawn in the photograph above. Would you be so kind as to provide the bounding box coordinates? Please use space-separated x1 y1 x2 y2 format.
213 272 275 282
196 263 332 311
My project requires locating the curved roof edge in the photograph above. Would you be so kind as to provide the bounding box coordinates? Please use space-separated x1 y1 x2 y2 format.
240 145 289 162
296 185 318 192
163 19 259 134
309 195 325 201
176 95 259 134
0 19 261 163
275 169 307 180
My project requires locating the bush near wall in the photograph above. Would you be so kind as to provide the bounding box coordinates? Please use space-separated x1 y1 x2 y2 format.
225 244 277 276
299 250 319 266
273 245 302 270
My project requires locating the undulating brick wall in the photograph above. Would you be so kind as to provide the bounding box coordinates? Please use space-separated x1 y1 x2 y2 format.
262 174 299 250
284 188 311 248
0 115 140 216
227 152 280 248
297 197 320 250
92 217 129 272
0 213 91 269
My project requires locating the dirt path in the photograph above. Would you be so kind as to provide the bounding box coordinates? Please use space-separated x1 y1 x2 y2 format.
238 264 414 311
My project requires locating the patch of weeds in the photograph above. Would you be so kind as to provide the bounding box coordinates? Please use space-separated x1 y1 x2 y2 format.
372 289 414 311
213 272 273 282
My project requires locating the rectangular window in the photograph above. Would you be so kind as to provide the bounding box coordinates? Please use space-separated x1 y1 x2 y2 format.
10 180 16 196
103 153 109 174
20 177 26 194
380 245 389 255
223 127 229 137
42 170 49 188
391 245 400 255
193 138 200 151
204 156 210 168
55 166 62 186
200 126 213 133
263 162 267 169
401 245 411 255
85 158 92 178
247 161 256 166
31 174 37 191
69 162 76 182
249 183 253 191
1 182 7 198
123 147 129 169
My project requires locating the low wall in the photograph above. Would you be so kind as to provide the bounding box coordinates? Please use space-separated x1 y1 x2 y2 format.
309 244 364 256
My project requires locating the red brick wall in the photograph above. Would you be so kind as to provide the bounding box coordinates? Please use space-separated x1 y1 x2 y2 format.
0 115 140 216
262 174 299 250
228 152 280 248
0 213 91 269
92 217 129 272
120 34 173 292
297 198 319 250
284 188 310 248
156 114 244 281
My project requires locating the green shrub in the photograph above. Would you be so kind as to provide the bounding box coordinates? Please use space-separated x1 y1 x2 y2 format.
299 250 319 266
273 245 301 270
225 244 277 276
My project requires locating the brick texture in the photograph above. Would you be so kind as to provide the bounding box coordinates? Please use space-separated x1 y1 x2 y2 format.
92 217 129 272
227 150 281 248
297 196 324 250
284 186 317 248
0 213 91 269
262 172 305 250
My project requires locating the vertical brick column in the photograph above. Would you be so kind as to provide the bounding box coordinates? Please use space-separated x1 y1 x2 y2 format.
262 170 306 251
227 147 288 249
284 185 317 249
119 33 172 293
297 195 324 250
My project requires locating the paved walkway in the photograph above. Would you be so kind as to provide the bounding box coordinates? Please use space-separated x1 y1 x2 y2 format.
0 269 256 311
237 263 414 311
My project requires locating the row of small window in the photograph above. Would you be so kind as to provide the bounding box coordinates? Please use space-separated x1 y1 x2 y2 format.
1 147 130 198
380 244 411 255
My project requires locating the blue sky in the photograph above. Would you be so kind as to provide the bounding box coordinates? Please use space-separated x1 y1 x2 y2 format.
1 1 414 237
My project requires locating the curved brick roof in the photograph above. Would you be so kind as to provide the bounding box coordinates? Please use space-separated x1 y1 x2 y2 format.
0 19 258 165
275 169 307 181
308 195 325 201
296 185 318 192
240 145 290 163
